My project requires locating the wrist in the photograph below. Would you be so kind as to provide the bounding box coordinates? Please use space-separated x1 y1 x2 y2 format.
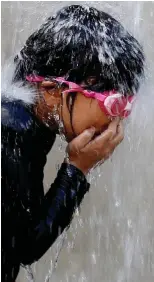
57 162 90 202
64 158 88 176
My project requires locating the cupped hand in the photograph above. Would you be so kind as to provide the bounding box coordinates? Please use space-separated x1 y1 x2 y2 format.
66 118 124 175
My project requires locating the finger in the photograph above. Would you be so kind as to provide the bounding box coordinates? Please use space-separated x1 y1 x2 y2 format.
111 121 124 146
70 127 96 150
107 117 120 139
91 117 120 146
88 122 118 149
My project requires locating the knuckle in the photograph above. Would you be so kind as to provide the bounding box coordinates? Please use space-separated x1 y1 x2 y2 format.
90 140 100 151
93 138 100 146
108 143 115 151
68 143 78 153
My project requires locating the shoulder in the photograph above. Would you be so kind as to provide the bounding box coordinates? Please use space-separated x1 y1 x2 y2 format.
1 99 34 131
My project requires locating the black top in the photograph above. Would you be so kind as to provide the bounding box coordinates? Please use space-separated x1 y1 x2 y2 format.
1 99 89 282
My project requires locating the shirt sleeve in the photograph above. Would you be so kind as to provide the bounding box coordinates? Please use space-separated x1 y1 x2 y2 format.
1 100 90 266
19 163 90 265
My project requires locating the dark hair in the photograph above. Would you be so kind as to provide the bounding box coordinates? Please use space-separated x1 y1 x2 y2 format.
13 5 144 95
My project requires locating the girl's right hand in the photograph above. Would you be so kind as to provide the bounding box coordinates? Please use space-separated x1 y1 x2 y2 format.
66 118 124 175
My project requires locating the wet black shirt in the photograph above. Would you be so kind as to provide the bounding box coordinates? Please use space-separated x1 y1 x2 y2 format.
1 99 89 282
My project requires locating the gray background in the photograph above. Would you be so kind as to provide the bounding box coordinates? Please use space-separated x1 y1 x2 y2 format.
1 1 154 282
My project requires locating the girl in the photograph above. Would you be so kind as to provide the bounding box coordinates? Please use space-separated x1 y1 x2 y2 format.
2 5 144 282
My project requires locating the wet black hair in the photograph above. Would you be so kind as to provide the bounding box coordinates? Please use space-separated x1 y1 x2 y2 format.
13 5 144 95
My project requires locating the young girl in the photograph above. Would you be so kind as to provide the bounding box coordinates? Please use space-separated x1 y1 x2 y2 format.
2 5 144 282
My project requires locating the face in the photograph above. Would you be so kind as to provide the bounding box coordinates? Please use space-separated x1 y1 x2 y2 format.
61 92 111 141
35 81 111 142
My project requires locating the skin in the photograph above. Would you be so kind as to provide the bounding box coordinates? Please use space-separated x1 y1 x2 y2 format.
35 80 111 141
34 80 124 175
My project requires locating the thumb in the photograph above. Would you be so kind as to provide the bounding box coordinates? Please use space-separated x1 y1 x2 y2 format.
70 127 96 150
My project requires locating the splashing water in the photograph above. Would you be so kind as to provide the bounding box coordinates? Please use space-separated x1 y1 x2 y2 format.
2 2 154 282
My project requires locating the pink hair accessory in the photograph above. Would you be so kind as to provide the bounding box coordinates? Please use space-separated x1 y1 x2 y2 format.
26 75 45 82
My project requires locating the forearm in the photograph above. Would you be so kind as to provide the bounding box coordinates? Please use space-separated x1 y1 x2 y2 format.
20 163 90 265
